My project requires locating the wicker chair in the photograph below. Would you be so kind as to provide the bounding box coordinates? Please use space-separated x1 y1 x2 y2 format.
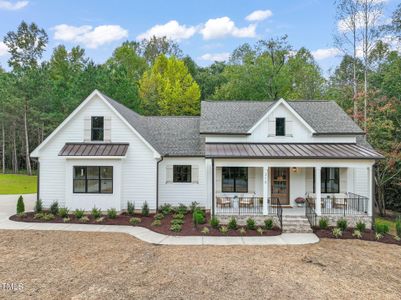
239 197 254 208
216 197 231 208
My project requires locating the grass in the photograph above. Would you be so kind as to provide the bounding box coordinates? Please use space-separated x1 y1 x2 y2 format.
375 217 397 236
0 174 37 194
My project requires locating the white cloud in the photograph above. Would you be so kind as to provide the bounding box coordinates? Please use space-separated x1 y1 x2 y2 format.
136 20 197 41
312 48 341 60
53 24 128 48
200 17 257 40
0 42 8 56
199 52 230 62
0 0 28 10
245 10 273 22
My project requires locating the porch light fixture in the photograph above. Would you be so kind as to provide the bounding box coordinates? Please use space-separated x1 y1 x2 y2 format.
291 167 298 173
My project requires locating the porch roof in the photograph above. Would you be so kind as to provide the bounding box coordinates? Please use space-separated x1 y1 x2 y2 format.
59 143 129 157
205 143 383 160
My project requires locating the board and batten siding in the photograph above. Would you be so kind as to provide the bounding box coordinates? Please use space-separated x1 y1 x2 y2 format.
158 157 208 208
37 95 158 211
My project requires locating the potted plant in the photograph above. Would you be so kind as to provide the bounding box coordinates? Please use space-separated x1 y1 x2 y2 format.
295 197 305 207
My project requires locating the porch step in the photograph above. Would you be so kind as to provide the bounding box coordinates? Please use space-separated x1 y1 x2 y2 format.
281 215 313 233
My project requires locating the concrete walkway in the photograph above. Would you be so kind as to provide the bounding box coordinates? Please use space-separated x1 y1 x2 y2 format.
0 194 319 246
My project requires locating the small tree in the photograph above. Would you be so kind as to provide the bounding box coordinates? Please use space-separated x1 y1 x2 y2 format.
142 201 149 217
34 198 43 213
16 195 25 214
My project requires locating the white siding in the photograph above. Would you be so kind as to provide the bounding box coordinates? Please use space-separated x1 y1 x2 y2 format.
289 167 306 205
158 157 208 208
37 95 157 211
353 168 369 197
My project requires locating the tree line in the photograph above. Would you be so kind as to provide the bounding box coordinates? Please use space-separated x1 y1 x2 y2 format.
0 1 400 214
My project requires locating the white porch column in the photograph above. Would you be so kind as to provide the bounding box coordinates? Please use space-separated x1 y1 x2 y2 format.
315 166 322 216
368 165 373 217
263 166 269 215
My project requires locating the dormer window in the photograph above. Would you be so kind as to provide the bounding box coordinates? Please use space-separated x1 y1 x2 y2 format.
275 118 285 136
91 116 104 141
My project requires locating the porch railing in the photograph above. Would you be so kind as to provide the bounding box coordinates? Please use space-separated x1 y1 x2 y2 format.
306 193 369 216
215 196 263 216
268 197 283 230
305 198 317 227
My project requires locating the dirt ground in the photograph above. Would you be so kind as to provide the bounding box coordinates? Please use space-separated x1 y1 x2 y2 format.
0 230 400 300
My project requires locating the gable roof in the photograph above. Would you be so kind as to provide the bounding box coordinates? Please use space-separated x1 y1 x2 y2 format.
200 100 364 135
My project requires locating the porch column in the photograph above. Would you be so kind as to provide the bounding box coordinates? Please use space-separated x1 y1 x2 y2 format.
315 166 322 216
368 165 373 217
263 166 269 215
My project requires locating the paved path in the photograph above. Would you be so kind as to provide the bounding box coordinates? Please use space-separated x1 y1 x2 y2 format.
0 194 319 246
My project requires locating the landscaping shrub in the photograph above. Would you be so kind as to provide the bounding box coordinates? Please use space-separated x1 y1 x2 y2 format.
352 229 362 239
63 217 70 223
142 201 149 216
42 213 55 221
107 208 117 219
189 201 199 213
246 218 256 230
257 227 264 235
355 220 366 232
375 232 383 240
58 207 69 218
173 213 185 220
33 212 44 219
219 226 228 235
193 209 205 226
238 227 246 235
129 217 141 225
171 219 184 225
16 195 25 215
264 218 274 230
80 216 90 223
177 203 188 215
151 220 162 226
154 213 164 220
91 207 102 219
95 217 105 223
375 223 389 235
170 224 182 232
319 217 328 229
74 209 85 219
396 217 401 238
50 201 59 215
210 216 220 229
159 203 172 215
227 217 237 230
336 218 348 231
127 201 135 216
201 227 209 235
332 227 342 238
34 199 43 213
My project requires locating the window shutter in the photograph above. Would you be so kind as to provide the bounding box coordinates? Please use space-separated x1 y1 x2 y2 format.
285 120 292 136
84 116 91 142
166 165 173 183
268 120 275 136
104 116 111 142
191 165 199 183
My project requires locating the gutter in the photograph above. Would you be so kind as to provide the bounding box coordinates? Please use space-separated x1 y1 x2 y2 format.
156 156 164 212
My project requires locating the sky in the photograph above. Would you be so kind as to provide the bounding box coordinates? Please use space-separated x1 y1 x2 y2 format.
0 0 399 75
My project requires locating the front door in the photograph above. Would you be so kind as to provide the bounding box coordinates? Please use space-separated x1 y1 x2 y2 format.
271 167 290 205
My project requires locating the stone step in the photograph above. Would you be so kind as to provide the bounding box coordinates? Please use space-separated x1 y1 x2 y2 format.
281 216 313 233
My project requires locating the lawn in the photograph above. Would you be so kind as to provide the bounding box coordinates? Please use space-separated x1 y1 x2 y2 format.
0 230 400 299
0 174 37 194
376 216 399 236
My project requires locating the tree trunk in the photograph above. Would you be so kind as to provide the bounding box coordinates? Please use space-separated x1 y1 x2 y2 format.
12 125 18 174
24 101 32 175
363 0 368 133
1 121 5 174
353 24 358 121
376 185 385 217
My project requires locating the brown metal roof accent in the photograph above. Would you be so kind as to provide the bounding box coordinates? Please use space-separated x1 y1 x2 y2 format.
59 143 129 157
205 143 383 159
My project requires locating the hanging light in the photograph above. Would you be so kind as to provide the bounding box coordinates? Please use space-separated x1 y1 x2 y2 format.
291 167 298 173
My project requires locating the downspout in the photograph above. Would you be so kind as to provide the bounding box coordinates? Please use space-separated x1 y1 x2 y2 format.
32 158 40 201
212 158 215 216
156 156 164 212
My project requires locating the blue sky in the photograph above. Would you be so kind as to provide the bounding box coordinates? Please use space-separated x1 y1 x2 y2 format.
0 0 399 75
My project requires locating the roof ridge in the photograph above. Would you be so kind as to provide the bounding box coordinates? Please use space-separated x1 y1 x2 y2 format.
145 116 200 119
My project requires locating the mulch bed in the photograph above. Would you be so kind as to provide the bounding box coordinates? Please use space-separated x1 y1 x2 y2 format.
314 227 401 246
10 212 281 237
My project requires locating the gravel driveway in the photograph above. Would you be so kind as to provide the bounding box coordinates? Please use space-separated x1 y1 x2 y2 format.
0 230 400 299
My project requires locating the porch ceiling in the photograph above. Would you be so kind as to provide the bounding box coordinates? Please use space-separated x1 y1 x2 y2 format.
205 143 383 160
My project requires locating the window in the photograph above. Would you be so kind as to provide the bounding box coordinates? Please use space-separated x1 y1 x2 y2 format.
73 166 113 193
313 167 339 193
222 167 248 193
275 118 285 136
91 116 104 141
173 165 191 183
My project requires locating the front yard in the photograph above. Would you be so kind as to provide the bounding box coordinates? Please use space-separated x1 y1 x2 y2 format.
0 230 400 299
0 174 37 194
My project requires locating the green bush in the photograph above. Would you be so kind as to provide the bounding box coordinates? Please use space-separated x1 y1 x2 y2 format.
171 219 184 225
80 216 90 223
337 218 348 231
375 232 383 240
50 201 59 215
129 217 141 225
189 201 200 213
396 217 401 238
177 203 188 215
74 209 85 219
257 227 264 235
192 209 205 226
356 220 366 232
16 195 25 214
319 217 329 229
201 227 209 235
332 227 342 238
170 224 182 232
375 223 389 235
173 213 185 220
91 207 102 219
352 229 362 239
107 208 117 219
142 201 149 217
33 212 44 219
246 218 256 230
58 207 69 218
42 213 55 221
219 226 228 235
264 218 274 230
154 213 164 220
127 201 135 216
228 217 238 230
159 203 172 215
151 220 162 226
34 199 43 213
210 216 220 229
